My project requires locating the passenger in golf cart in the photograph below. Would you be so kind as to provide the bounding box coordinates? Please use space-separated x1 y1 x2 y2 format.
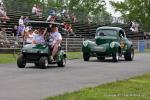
44 25 62 61
25 23 62 61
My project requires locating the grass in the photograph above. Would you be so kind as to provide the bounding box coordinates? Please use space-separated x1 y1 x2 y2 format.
44 73 150 100
0 52 82 64
67 52 82 59
0 54 18 64
0 49 149 64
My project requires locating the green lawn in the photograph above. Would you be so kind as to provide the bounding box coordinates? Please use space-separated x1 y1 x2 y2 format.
0 54 17 63
0 52 82 64
0 50 149 64
44 73 150 100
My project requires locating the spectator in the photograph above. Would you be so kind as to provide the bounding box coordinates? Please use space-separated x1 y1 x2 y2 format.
17 16 25 36
64 23 75 36
130 21 139 32
24 16 29 24
32 4 37 15
46 15 56 22
12 25 18 36
36 5 42 18
49 8 56 16
0 3 9 23
88 16 92 24
71 13 77 22
0 28 10 48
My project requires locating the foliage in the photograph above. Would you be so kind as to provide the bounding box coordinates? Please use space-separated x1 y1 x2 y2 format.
110 0 150 30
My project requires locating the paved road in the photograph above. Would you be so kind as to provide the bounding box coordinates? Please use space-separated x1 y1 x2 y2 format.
0 53 150 100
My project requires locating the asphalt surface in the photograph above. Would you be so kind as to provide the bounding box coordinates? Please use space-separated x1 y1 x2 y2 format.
0 53 150 100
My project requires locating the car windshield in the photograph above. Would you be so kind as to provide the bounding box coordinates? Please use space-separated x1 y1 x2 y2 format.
96 29 117 37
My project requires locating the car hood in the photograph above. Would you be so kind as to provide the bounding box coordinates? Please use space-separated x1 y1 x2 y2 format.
95 36 117 45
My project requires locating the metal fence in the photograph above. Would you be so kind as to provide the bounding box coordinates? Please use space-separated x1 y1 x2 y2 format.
1 37 150 53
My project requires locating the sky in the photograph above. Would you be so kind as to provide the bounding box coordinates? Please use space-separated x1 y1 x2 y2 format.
105 0 125 17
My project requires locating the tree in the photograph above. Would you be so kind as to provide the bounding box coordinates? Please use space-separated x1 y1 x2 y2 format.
110 0 150 30
46 0 111 23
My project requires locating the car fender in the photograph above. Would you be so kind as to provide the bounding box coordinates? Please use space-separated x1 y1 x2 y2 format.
82 40 96 53
110 41 121 53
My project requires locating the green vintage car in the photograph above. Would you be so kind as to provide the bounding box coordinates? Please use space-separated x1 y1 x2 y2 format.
82 26 134 62
17 21 66 69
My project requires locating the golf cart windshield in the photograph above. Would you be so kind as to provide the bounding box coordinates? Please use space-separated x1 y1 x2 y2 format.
96 29 117 37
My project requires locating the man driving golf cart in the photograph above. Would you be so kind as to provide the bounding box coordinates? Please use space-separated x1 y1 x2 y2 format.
17 21 66 69
46 25 62 61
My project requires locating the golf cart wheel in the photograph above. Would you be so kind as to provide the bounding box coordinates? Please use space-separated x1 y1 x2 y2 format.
83 53 90 61
124 47 134 61
57 57 66 67
97 56 105 61
39 57 48 69
112 49 119 62
17 54 26 68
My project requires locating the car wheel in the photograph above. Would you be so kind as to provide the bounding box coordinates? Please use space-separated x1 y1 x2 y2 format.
112 49 119 62
57 57 66 67
39 57 48 69
83 53 90 61
124 47 134 61
34 62 39 67
97 56 105 61
17 54 26 68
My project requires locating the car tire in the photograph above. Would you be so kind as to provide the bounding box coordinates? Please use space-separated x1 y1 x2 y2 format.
57 57 66 67
17 54 26 68
97 56 105 61
112 49 119 62
83 53 90 61
124 47 134 61
34 63 39 67
39 57 48 69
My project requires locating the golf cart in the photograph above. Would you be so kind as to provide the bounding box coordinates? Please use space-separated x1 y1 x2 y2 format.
17 21 66 69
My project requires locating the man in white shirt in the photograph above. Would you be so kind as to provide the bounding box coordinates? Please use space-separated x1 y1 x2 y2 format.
49 25 62 60
32 4 37 15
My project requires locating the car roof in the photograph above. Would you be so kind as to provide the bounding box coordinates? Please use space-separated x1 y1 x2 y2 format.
26 21 64 27
96 26 123 32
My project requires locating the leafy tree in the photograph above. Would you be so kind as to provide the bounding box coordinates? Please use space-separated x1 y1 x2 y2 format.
110 0 150 30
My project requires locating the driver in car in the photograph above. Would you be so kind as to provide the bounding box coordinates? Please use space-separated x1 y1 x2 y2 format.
48 25 62 61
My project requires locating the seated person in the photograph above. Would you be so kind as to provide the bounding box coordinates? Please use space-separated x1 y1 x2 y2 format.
32 4 37 15
32 29 45 44
0 8 9 23
48 25 62 60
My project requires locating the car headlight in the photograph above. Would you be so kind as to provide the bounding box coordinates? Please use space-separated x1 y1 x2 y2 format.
83 41 88 47
110 42 115 48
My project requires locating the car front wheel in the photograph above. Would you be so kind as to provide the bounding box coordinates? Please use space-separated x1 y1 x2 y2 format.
112 49 119 62
83 53 90 61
